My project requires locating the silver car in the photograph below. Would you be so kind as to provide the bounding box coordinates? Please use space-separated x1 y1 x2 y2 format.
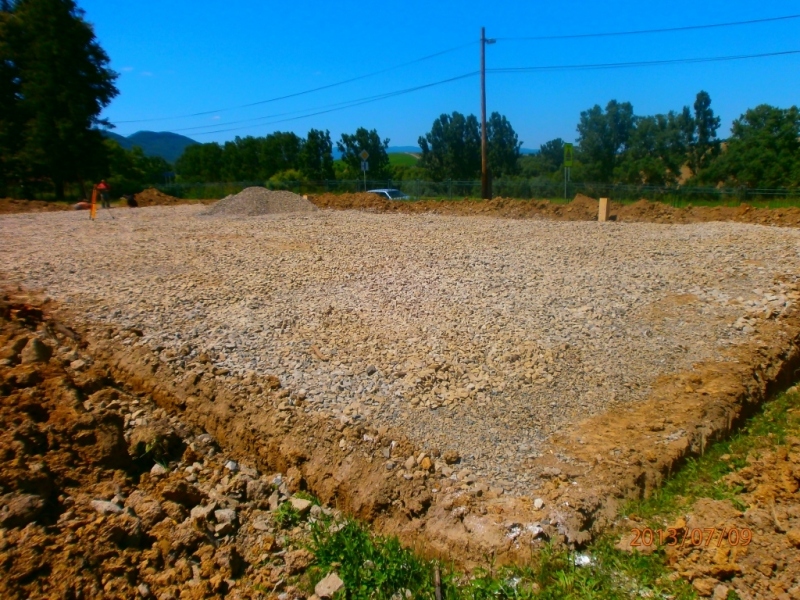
367 188 410 200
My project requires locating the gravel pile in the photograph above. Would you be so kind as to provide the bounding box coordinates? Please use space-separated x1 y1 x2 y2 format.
204 187 317 216
3 206 800 494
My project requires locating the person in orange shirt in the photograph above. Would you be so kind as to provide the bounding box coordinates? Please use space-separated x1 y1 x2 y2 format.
96 180 111 208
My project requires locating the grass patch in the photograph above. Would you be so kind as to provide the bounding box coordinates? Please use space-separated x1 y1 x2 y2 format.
304 515 695 599
389 153 420 167
274 501 301 529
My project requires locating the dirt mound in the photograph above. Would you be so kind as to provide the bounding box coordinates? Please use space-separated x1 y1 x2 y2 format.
205 187 318 216
309 192 800 227
133 188 185 207
0 199 70 214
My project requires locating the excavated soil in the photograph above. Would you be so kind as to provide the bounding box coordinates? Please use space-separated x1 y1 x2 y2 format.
0 290 349 599
134 188 212 208
0 199 71 214
310 192 800 227
664 439 800 599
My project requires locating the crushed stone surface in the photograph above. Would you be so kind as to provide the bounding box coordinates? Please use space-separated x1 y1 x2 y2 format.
2 206 800 493
204 187 317 217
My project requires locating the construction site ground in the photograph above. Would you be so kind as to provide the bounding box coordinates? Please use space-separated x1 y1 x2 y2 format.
1 193 799 598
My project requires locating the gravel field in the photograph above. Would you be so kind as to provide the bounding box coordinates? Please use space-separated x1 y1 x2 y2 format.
3 205 800 492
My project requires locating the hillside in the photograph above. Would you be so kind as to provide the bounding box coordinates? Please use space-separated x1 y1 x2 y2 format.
101 130 198 164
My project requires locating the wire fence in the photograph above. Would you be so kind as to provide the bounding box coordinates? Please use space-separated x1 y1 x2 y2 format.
156 179 800 207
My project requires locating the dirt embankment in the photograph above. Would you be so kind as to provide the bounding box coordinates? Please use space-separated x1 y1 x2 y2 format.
0 189 210 213
0 199 71 214
0 292 343 599
309 193 800 227
133 188 213 208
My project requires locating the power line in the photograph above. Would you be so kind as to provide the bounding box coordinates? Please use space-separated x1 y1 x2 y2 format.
496 14 800 42
488 49 800 73
189 72 479 137
182 49 799 136
113 41 476 125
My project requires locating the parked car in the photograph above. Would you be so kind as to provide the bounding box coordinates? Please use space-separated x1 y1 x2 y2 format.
367 188 411 200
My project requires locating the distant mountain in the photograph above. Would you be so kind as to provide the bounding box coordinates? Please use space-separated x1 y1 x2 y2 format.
101 130 199 164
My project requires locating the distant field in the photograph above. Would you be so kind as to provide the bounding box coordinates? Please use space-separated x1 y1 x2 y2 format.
388 153 419 167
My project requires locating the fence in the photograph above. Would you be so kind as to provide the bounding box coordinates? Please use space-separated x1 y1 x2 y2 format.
156 179 800 206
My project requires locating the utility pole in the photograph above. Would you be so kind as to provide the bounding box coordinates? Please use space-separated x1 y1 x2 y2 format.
480 27 495 200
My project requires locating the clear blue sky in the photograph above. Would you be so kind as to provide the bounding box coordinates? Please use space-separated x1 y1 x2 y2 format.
80 0 800 149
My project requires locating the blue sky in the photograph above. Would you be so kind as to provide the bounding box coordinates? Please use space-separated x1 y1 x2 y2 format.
81 0 800 149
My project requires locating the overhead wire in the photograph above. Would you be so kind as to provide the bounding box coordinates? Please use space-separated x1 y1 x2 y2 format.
495 14 800 41
107 13 800 135
113 41 477 124
184 48 800 136
488 49 800 73
189 72 479 136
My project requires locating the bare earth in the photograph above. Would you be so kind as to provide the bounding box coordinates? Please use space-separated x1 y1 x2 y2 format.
2 205 800 495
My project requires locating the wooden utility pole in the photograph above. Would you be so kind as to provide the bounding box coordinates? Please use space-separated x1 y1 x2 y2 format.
480 27 494 200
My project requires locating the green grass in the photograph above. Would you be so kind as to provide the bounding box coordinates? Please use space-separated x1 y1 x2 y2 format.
293 388 800 599
274 501 302 529
303 514 695 599
389 153 420 167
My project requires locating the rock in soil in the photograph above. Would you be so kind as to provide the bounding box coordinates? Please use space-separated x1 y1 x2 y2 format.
0 292 338 599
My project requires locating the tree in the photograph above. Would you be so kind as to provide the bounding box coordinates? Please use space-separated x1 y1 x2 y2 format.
687 90 721 177
261 131 302 179
299 128 334 181
576 100 635 182
418 112 481 181
418 111 521 181
487 112 522 177
615 111 691 185
0 3 22 195
519 138 565 178
703 104 800 188
104 139 170 194
337 128 390 180
175 143 224 182
4 0 118 198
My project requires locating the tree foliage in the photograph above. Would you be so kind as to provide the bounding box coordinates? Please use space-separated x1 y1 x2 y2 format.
299 129 335 181
418 112 481 181
336 128 391 180
519 138 565 178
702 104 800 188
0 0 118 198
104 140 170 194
418 111 521 181
175 129 334 183
574 92 722 185
576 100 635 182
487 112 522 177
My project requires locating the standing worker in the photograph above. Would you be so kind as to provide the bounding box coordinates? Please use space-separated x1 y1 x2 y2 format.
96 179 111 209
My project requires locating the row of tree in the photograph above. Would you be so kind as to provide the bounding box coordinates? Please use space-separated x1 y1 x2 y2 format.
573 93 800 188
174 115 524 184
522 93 800 189
174 94 800 190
